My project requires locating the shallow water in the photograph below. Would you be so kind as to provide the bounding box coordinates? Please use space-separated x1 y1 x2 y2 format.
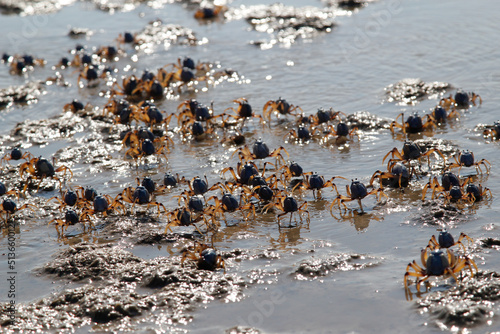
1 0 500 333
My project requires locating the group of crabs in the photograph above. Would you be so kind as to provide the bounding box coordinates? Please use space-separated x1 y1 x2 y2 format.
375 90 496 299
2 33 228 105
0 88 498 275
2 39 500 291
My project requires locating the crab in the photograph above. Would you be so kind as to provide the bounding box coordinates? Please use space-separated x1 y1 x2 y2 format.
113 105 140 126
323 122 358 145
446 149 490 175
370 162 412 189
164 207 208 233
236 174 282 204
309 108 345 126
47 189 83 212
292 173 344 200
285 125 319 143
426 230 474 253
176 192 210 215
160 65 206 91
75 186 98 206
263 97 303 123
464 182 492 202
117 31 142 45
19 157 72 192
56 56 71 68
208 192 255 223
116 186 166 215
77 65 99 86
0 182 20 199
243 182 276 206
181 242 225 272
180 120 215 141
0 198 35 224
223 98 264 127
83 194 124 218
135 105 174 129
1 148 33 166
111 75 141 99
63 99 89 113
133 79 165 100
49 209 91 234
222 161 261 186
263 191 309 227
280 161 304 183
163 172 187 188
440 90 482 109
404 248 477 299
221 129 246 147
330 179 387 213
95 45 120 61
483 121 500 140
124 138 170 164
177 99 201 123
121 127 156 149
232 139 289 167
70 53 93 68
103 98 130 117
390 112 436 135
167 57 211 73
184 176 213 197
10 59 28 74
208 183 256 221
194 5 227 20
175 175 216 203
177 100 224 126
383 140 446 170
431 105 460 124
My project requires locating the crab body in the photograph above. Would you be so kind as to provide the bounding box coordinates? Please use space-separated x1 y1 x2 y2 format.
65 191 78 206
191 176 209 195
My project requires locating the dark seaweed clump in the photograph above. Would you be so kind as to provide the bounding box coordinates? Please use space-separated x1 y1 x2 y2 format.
0 243 246 332
293 253 379 280
384 78 452 105
415 201 463 226
346 111 391 131
416 271 500 329
0 81 42 108
134 19 200 48
230 4 336 48
226 326 262 334
481 237 500 249
0 0 64 15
